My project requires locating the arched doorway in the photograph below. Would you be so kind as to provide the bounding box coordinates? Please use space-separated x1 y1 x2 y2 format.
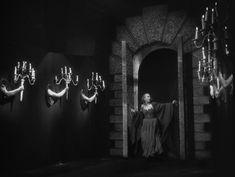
138 49 178 105
133 48 180 158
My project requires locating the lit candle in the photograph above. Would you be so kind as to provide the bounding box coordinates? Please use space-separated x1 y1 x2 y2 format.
87 78 89 89
55 75 58 82
224 26 228 39
207 37 211 51
76 75 79 82
198 60 201 72
29 63 32 72
69 67 72 74
99 76 101 82
96 73 99 81
14 66 17 75
225 44 229 55
32 68 35 79
202 47 206 59
23 61 26 71
213 37 218 50
215 2 218 17
102 80 105 89
205 7 208 21
17 62 20 69
201 15 205 30
61 68 63 75
194 27 198 40
217 77 220 89
65 66 67 74
211 8 214 24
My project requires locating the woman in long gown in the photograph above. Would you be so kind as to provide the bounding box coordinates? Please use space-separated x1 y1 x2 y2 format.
130 93 177 158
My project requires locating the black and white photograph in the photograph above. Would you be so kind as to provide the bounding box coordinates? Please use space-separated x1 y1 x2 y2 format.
0 0 234 176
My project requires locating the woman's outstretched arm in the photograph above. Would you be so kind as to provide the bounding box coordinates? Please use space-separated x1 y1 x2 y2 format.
1 84 24 97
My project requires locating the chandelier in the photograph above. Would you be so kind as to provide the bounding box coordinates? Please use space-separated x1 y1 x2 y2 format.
193 2 232 98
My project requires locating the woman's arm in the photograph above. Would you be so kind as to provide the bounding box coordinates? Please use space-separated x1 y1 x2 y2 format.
80 89 98 103
1 84 24 97
172 100 178 105
47 85 69 98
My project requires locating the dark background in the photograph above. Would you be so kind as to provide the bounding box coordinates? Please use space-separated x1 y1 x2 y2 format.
0 0 234 174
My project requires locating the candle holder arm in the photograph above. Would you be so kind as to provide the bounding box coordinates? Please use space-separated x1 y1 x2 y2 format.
47 86 69 98
0 83 24 97
80 89 98 103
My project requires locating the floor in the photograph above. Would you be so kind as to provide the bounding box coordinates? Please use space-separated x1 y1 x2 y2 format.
3 157 219 177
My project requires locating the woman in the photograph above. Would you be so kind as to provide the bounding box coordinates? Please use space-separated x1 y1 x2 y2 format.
130 93 177 158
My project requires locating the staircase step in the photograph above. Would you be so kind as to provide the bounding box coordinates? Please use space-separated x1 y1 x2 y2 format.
142 5 168 43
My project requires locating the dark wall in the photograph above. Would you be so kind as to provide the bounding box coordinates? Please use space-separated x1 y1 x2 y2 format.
1 0 114 173
138 49 178 104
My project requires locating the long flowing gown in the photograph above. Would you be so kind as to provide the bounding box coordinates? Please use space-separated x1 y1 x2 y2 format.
128 102 174 158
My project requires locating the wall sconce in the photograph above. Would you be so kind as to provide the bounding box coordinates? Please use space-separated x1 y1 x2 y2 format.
193 2 233 99
85 72 105 103
54 66 79 100
14 61 36 102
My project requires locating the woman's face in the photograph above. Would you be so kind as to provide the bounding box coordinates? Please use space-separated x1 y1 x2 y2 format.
143 93 151 103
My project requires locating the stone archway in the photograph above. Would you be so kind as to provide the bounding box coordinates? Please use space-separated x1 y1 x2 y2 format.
109 5 197 159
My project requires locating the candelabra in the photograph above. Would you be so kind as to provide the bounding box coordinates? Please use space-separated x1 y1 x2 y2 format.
193 2 231 98
55 66 79 100
86 72 105 103
14 61 36 102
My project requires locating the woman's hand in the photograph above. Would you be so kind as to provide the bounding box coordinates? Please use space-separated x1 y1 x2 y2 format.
172 100 178 105
130 108 136 112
